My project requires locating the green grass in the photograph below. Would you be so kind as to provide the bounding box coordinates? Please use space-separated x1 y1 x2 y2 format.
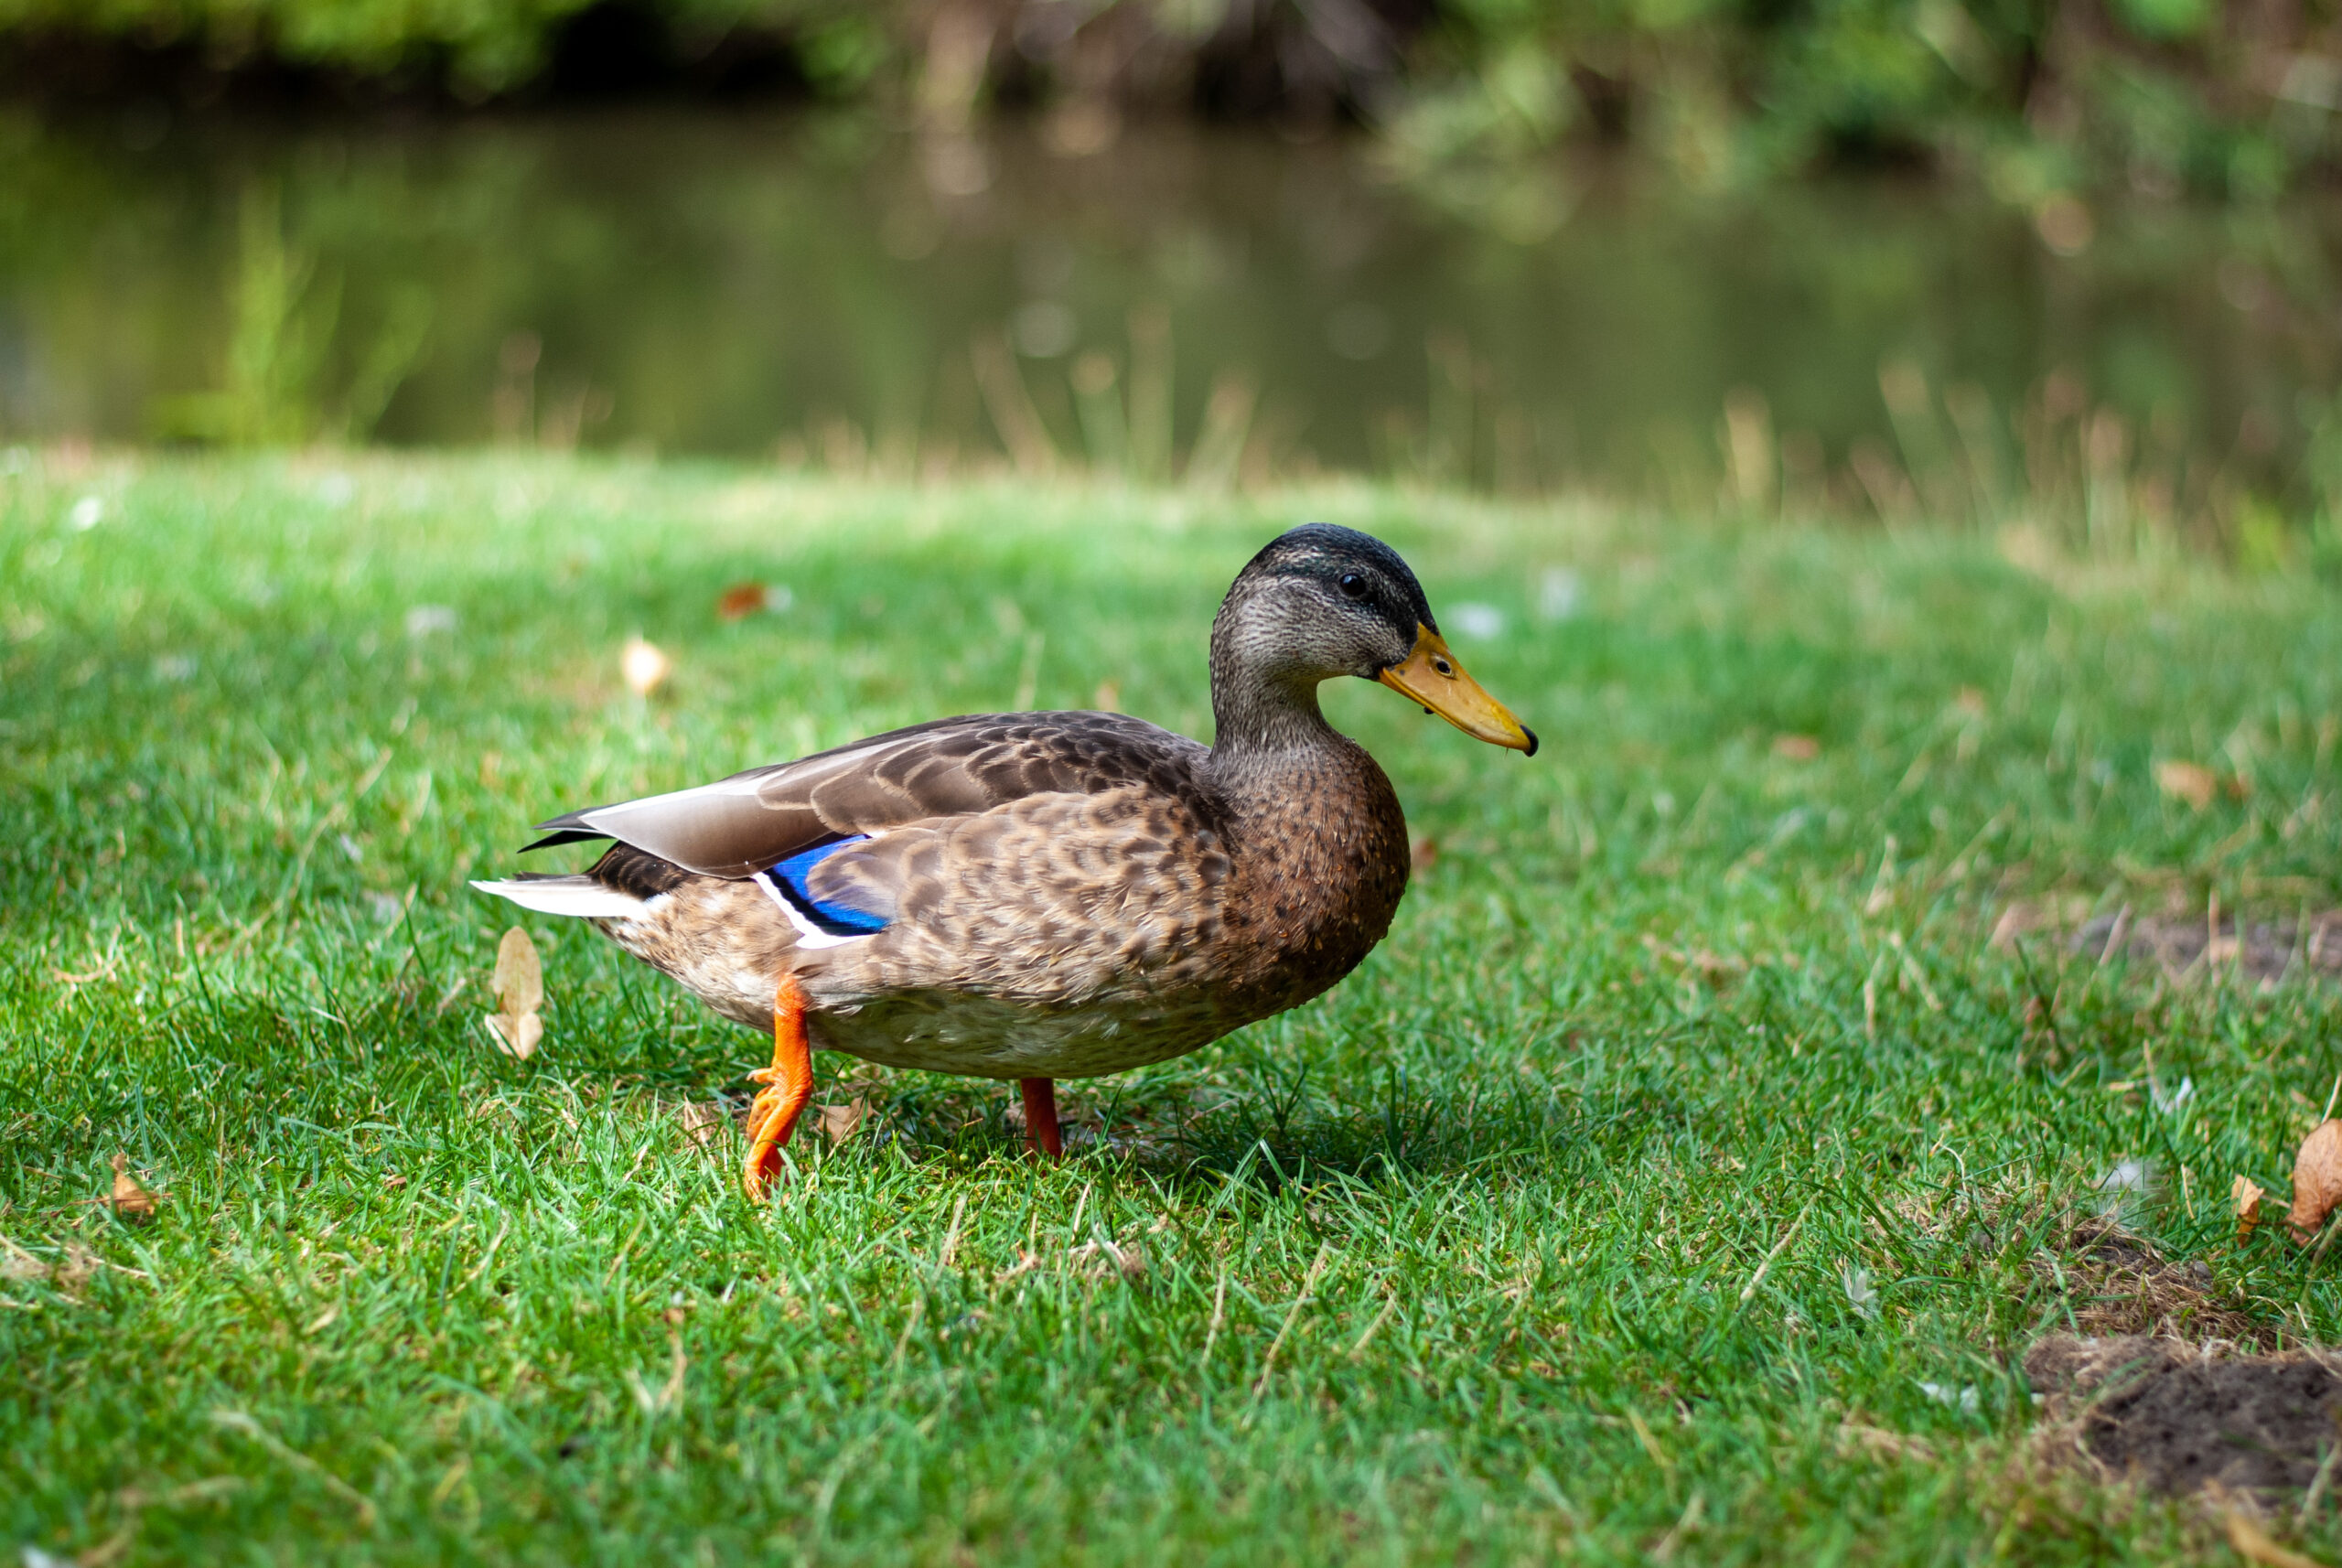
5 449 2342 1565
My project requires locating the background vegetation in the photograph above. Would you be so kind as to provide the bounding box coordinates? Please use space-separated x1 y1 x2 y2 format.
8 0 2341 200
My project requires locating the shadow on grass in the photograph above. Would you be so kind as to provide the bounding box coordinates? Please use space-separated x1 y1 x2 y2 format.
810 1053 1678 1204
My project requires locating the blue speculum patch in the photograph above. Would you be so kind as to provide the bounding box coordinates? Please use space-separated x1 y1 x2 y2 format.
762 836 889 936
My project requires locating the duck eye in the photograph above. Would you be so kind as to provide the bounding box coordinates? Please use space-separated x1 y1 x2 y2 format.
1338 573 1368 600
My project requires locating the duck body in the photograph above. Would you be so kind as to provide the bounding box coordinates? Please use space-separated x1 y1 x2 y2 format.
474 523 1531 1185
570 708 1409 1079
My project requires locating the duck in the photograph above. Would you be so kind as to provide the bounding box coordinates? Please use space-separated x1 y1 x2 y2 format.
472 523 1535 1197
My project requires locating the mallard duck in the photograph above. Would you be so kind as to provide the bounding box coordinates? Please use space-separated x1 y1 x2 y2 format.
473 523 1534 1197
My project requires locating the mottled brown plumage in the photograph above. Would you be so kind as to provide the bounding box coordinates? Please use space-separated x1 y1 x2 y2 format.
474 522 1531 1112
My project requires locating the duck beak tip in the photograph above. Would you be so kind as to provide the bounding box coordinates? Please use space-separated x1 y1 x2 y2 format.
1377 624 1534 754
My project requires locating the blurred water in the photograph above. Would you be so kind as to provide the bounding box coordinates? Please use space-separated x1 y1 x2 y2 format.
1 104 2336 499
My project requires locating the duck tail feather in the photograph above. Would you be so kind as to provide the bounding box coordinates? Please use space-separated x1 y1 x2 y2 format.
469 875 647 918
520 828 610 854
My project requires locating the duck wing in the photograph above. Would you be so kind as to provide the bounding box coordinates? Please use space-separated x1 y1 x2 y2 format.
523 711 1212 879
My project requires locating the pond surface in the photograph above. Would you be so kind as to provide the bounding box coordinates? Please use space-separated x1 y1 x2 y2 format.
3 105 2337 500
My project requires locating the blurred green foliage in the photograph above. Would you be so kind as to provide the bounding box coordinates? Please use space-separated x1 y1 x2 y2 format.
6 0 2337 198
1392 0 2321 202
148 184 431 446
0 0 858 97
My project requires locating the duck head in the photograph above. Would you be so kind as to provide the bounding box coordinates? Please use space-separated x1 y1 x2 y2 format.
1210 522 1537 756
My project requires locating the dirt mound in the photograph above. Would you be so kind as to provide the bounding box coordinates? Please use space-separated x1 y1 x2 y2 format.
2075 908 2342 985
2026 1336 2342 1496
2036 1220 2270 1344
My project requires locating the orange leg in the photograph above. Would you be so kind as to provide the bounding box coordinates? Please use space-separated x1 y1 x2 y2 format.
743 976 813 1201
1020 1077 1063 1160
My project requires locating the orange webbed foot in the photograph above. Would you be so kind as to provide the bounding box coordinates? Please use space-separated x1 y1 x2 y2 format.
744 977 813 1201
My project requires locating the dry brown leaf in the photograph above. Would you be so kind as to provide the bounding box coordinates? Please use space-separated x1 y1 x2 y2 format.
1772 734 1821 761
484 926 543 1060
677 1101 728 1151
493 926 543 1015
2235 1175 2266 1242
1409 835 1440 874
483 1011 543 1058
2224 1511 2326 1568
2155 759 2218 811
818 1096 871 1145
715 583 770 621
621 636 671 697
2289 1120 2342 1243
110 1153 161 1224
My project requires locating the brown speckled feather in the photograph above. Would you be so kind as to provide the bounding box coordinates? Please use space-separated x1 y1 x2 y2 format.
535 712 1210 878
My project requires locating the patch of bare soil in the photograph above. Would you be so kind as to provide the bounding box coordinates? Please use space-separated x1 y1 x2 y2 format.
2072 908 2342 986
2026 1335 2342 1496
2037 1219 2271 1344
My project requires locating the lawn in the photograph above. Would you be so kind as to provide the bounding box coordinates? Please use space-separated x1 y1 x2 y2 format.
5 449 2341 1565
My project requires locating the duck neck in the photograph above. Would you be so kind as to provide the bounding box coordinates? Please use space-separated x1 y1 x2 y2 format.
1209 667 1338 779
1206 609 1348 809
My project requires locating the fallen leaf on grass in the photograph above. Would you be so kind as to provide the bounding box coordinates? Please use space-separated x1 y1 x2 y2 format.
2290 1120 2342 1243
2225 1511 2326 1568
620 636 671 697
818 1096 870 1145
1771 734 1821 761
2236 1176 2266 1241
110 1153 162 1224
483 926 543 1059
2155 759 2218 811
716 582 793 621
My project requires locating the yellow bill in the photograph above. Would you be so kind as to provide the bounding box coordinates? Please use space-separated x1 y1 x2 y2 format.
1377 625 1538 755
